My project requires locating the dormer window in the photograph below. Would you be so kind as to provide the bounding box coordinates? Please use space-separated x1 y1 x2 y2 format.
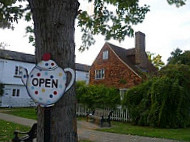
103 50 108 60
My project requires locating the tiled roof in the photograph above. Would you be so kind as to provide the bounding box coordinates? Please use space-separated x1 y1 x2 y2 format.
75 63 90 72
0 49 35 63
0 49 90 72
106 42 156 74
107 42 140 74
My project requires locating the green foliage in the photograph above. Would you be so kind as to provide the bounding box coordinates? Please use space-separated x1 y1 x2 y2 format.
123 64 190 128
0 0 27 29
122 80 153 126
168 49 190 65
0 119 30 142
76 81 120 109
147 51 165 69
77 0 150 51
0 0 187 50
167 0 186 7
0 83 4 96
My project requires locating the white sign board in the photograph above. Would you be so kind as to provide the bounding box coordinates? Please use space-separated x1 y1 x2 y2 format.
20 53 75 107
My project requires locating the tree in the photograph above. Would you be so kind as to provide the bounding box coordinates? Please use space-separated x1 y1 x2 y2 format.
147 52 165 69
0 0 187 141
123 64 190 128
167 48 190 65
167 48 183 63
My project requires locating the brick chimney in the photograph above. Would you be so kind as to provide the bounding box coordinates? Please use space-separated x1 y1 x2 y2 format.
135 31 147 69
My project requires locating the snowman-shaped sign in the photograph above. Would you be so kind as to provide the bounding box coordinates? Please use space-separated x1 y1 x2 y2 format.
20 53 75 107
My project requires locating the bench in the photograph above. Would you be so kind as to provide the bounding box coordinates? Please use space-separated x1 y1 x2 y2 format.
87 108 113 127
12 123 37 142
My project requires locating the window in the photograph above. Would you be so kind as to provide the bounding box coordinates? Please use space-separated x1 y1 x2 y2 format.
120 89 127 100
86 73 89 79
95 69 105 79
12 89 20 97
16 89 20 96
103 50 108 60
12 89 16 96
14 66 22 77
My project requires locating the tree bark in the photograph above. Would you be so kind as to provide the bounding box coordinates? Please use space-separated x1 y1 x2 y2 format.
28 0 79 141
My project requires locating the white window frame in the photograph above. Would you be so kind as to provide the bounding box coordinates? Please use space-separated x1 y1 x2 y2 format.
95 69 105 79
120 89 127 100
103 50 108 60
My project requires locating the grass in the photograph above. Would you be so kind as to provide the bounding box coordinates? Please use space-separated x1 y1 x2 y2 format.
1 107 190 141
98 121 190 141
0 119 92 142
0 119 30 142
0 107 37 120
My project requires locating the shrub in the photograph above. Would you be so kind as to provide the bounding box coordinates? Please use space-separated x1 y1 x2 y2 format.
76 81 120 109
123 65 190 128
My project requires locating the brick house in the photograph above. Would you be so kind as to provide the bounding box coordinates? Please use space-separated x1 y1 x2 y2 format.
89 31 157 96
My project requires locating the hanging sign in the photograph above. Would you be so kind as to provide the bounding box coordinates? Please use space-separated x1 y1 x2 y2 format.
20 53 75 107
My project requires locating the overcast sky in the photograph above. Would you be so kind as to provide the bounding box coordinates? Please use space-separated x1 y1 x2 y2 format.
0 0 190 65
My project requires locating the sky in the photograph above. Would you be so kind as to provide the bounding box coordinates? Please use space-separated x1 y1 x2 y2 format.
0 0 190 66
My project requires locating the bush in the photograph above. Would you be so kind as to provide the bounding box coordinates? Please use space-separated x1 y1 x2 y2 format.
123 65 190 128
76 81 120 109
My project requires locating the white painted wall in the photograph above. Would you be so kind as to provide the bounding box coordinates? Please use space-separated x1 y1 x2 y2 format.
76 70 89 84
1 84 36 107
0 59 35 85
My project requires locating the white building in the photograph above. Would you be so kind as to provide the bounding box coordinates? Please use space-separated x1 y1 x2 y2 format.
0 49 90 107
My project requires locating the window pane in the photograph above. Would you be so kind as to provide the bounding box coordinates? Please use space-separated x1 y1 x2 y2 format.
103 50 108 60
17 89 20 96
12 89 16 96
15 66 18 75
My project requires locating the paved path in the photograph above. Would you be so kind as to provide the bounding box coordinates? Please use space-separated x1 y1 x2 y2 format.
0 112 181 142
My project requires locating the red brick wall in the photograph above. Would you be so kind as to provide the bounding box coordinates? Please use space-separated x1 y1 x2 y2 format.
89 43 142 89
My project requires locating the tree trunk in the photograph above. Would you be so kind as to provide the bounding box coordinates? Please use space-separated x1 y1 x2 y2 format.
28 0 79 141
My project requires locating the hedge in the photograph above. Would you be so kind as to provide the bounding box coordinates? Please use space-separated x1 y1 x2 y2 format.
76 81 120 109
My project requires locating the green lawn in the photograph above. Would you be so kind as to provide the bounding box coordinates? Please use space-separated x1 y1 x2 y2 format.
0 119 30 142
1 107 190 141
0 107 37 120
98 121 190 141
0 119 92 142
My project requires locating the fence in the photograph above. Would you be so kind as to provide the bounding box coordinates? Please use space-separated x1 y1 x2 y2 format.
76 104 130 122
